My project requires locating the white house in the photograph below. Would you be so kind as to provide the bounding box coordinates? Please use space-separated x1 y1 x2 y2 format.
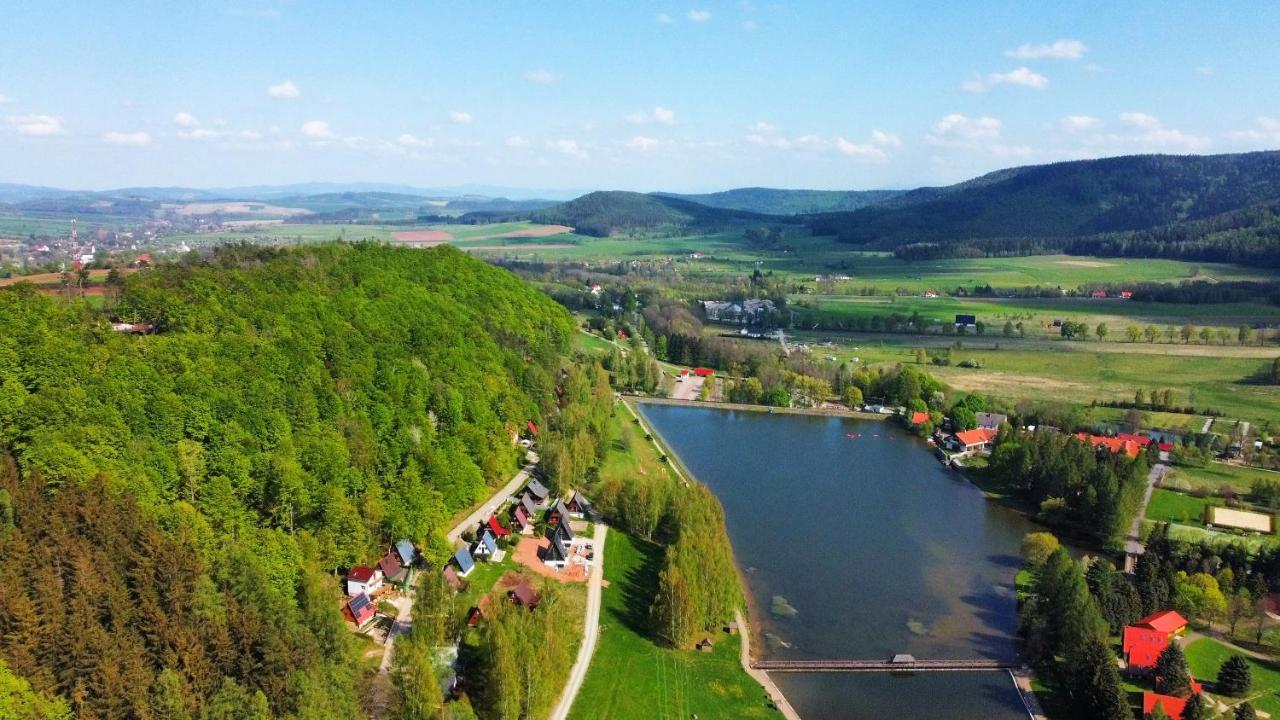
345 565 384 597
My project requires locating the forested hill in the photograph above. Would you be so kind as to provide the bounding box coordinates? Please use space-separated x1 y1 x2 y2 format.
808 150 1280 248
655 187 902 215
529 190 787 236
0 243 574 718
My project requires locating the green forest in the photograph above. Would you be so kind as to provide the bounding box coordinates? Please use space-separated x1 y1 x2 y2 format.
0 243 576 718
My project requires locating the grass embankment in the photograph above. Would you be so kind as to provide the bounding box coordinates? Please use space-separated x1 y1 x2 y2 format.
569 532 776 720
570 410 778 719
1185 637 1280 717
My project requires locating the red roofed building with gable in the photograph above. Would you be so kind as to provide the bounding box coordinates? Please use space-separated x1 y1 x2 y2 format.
1123 610 1188 670
950 427 997 452
910 411 929 425
1075 433 1143 459
487 515 511 537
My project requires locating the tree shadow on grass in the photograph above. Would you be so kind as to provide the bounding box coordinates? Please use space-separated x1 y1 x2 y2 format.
606 534 666 643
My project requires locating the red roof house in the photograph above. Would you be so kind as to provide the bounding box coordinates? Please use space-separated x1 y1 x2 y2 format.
693 367 714 377
951 427 998 452
1142 682 1204 720
487 515 511 537
1123 610 1189 670
1076 433 1142 459
526 421 538 436
1091 290 1108 299
344 592 376 627
1117 433 1153 448
910 411 929 425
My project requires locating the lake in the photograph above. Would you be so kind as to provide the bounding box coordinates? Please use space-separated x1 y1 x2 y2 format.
638 404 1037 720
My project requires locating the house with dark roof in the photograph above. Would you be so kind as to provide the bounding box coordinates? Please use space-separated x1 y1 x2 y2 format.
554 519 576 546
345 592 377 628
542 535 569 567
567 492 601 522
443 565 462 590
509 580 540 609
453 547 476 577
379 551 409 587
547 499 571 526
975 412 1007 430
525 479 550 503
518 493 538 517
346 565 384 597
512 504 531 532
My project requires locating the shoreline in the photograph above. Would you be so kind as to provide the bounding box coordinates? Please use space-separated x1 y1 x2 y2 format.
628 394 893 420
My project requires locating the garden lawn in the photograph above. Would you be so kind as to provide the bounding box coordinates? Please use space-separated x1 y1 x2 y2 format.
1145 488 1219 526
1170 463 1280 496
1185 636 1280 717
567 532 778 720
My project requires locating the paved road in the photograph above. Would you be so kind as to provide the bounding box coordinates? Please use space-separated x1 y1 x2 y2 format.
1125 462 1169 556
447 461 535 545
735 609 801 720
378 593 414 674
549 523 608 720
669 375 704 401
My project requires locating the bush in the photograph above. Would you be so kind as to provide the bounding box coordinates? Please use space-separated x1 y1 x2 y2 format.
957 359 982 368
1191 485 1211 498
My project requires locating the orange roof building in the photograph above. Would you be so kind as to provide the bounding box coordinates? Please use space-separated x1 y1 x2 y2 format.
1075 433 1143 458
1123 610 1188 670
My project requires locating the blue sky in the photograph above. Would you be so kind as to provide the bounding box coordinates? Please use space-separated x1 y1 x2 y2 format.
2 1 1278 193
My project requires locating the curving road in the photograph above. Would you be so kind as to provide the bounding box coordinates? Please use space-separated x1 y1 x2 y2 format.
549 523 608 720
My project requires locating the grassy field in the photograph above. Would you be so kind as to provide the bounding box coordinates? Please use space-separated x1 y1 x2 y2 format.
568 532 777 720
1145 488 1220 525
160 220 591 251
1167 463 1280 494
781 330 1280 428
1185 636 1280 717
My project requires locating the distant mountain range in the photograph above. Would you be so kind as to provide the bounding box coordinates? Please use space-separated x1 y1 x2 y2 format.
528 191 791 237
0 181 582 205
806 150 1280 247
654 187 903 215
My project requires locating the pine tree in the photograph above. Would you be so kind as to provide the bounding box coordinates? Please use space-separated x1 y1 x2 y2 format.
1181 691 1208 720
1067 637 1130 720
1236 701 1258 720
1154 643 1192 696
1217 654 1253 696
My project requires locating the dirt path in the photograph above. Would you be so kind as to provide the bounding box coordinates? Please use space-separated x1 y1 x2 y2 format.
1126 463 1170 557
548 523 608 720
1010 668 1048 720
735 609 801 720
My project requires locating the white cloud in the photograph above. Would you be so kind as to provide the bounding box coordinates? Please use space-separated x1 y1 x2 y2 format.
1119 111 1161 130
961 67 1048 93
179 127 220 140
300 120 336 139
237 130 263 141
627 135 661 151
103 130 152 146
505 135 529 148
1195 65 1214 77
1005 39 1087 60
5 114 64 136
627 106 677 126
173 111 200 128
836 136 887 161
930 114 1003 142
688 9 711 21
397 133 432 148
448 111 473 124
1060 115 1100 131
656 12 673 23
749 121 777 134
266 80 300 99
0 95 11 104
524 68 556 85
1230 116 1280 144
870 129 902 147
547 138 587 159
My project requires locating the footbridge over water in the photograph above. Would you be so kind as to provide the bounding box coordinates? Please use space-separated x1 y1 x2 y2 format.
752 658 1021 673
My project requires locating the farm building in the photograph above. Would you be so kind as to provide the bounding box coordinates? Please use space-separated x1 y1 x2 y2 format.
1206 506 1273 534
346 565 384 597
1122 610 1188 670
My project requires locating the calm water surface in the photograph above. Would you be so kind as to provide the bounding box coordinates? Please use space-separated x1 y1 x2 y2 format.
639 405 1035 720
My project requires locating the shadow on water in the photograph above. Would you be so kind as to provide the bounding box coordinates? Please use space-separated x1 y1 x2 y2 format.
987 552 1023 570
